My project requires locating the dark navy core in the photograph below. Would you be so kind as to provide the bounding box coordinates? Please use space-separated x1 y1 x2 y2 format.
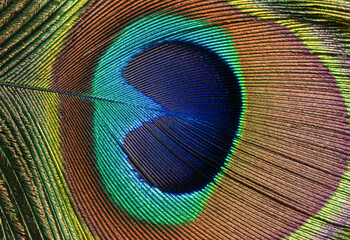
122 41 241 194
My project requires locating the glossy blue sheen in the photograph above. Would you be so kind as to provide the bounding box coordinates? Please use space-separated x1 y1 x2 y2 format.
123 41 241 193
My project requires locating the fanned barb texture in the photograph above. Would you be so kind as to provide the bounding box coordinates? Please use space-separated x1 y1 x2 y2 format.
0 0 350 239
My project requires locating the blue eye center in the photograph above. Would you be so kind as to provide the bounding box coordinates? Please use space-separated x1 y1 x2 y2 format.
122 40 242 194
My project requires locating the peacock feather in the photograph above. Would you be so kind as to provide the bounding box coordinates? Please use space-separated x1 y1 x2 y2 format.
0 0 350 239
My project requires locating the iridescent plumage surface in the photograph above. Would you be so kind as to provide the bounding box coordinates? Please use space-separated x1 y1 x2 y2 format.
0 0 350 239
